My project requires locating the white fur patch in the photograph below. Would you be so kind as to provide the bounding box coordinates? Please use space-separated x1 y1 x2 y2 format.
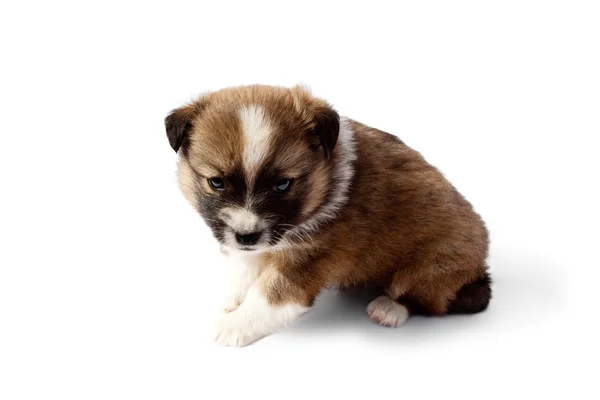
285 117 357 238
367 296 409 327
222 251 262 312
239 105 273 181
220 207 261 233
214 284 307 347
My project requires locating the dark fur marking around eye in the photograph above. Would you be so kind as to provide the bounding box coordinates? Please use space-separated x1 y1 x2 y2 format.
250 166 306 227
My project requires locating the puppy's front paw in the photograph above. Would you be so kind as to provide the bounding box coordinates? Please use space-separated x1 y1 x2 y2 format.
223 298 240 314
214 313 260 347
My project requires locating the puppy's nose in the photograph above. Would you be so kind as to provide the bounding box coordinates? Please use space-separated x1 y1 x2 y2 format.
235 231 262 246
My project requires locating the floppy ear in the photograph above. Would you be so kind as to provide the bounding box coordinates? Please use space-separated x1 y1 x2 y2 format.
313 106 340 159
164 100 205 153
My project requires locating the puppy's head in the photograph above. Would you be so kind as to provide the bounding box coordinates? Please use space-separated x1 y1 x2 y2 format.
165 85 340 252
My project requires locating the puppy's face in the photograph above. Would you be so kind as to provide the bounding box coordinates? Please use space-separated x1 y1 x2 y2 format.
165 85 340 252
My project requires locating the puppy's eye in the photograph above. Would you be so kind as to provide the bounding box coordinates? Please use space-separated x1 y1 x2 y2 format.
208 177 225 190
274 179 291 193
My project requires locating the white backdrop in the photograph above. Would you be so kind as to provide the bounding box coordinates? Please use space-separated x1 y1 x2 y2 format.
1 1 598 399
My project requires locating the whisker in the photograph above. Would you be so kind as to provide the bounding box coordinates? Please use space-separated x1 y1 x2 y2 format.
276 223 314 245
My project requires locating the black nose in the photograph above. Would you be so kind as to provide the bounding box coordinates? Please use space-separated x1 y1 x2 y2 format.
235 231 262 246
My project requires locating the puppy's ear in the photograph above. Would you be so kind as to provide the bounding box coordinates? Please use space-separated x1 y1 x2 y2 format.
291 85 340 159
313 106 340 159
164 99 206 153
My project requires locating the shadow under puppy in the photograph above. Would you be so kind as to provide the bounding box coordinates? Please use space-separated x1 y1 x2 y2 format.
165 85 491 347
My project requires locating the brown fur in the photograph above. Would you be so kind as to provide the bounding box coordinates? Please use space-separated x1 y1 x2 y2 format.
261 120 490 314
337 120 489 314
167 84 491 319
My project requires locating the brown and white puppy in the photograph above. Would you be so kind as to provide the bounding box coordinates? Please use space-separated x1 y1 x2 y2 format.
165 85 491 347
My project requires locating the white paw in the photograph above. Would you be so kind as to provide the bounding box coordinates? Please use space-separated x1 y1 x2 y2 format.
214 313 261 347
222 296 241 313
367 296 409 327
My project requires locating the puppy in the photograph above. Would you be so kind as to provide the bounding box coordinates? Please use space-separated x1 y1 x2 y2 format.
165 85 491 346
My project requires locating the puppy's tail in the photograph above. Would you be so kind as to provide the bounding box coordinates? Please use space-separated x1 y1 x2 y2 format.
447 271 492 314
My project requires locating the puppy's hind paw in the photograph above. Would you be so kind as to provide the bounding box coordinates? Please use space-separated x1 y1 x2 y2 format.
367 296 409 328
